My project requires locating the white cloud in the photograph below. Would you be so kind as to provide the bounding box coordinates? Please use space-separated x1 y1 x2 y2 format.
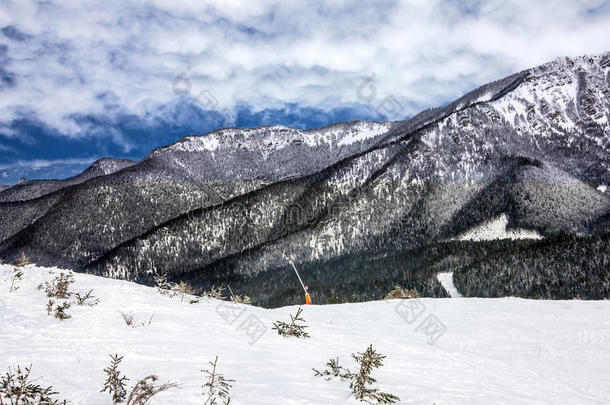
0 0 609 143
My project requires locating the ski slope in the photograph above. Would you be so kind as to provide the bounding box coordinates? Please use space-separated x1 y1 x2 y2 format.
1 264 610 404
436 272 463 298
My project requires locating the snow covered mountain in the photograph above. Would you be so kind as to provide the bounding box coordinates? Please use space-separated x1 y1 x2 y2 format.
0 157 136 203
2 264 610 404
0 53 609 305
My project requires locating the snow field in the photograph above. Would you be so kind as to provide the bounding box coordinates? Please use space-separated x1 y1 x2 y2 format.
1 265 610 404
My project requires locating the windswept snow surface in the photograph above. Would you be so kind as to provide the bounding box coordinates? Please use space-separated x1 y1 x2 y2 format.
2 265 610 404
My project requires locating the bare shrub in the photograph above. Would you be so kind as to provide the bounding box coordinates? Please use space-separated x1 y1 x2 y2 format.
0 364 67 405
15 252 30 268
102 354 128 403
74 290 99 306
202 356 233 405
119 312 154 328
313 345 399 404
120 312 135 327
272 307 310 338
142 313 155 327
228 286 251 305
39 272 74 299
383 285 419 300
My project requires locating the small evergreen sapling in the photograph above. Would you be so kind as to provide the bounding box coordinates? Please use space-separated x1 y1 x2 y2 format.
15 252 30 268
202 356 233 405
101 354 128 403
0 365 67 405
154 273 198 302
46 300 54 316
52 302 71 321
153 273 172 296
272 307 310 338
171 280 196 302
202 285 226 300
74 290 99 306
313 345 399 404
9 267 23 292
38 272 74 299
312 358 352 381
350 345 399 404
45 299 71 321
101 354 178 405
229 294 251 305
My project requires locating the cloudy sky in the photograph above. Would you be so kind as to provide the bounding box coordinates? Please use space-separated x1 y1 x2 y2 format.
0 0 609 183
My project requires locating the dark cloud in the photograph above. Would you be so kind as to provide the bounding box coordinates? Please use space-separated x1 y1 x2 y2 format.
1 25 31 41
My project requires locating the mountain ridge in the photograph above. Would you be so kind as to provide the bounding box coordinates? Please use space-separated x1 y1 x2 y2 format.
1 52 609 306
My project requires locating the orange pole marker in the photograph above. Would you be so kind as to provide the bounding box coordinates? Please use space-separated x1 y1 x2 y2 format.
290 261 312 305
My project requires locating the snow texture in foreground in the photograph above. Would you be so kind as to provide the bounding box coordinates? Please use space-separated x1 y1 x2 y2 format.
1 265 610 404
452 213 543 242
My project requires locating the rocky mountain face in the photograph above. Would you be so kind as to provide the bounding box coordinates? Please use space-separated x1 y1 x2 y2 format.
1 54 609 306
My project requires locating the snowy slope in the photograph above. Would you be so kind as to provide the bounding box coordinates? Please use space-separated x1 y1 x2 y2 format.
2 265 610 404
451 214 544 242
436 272 463 298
